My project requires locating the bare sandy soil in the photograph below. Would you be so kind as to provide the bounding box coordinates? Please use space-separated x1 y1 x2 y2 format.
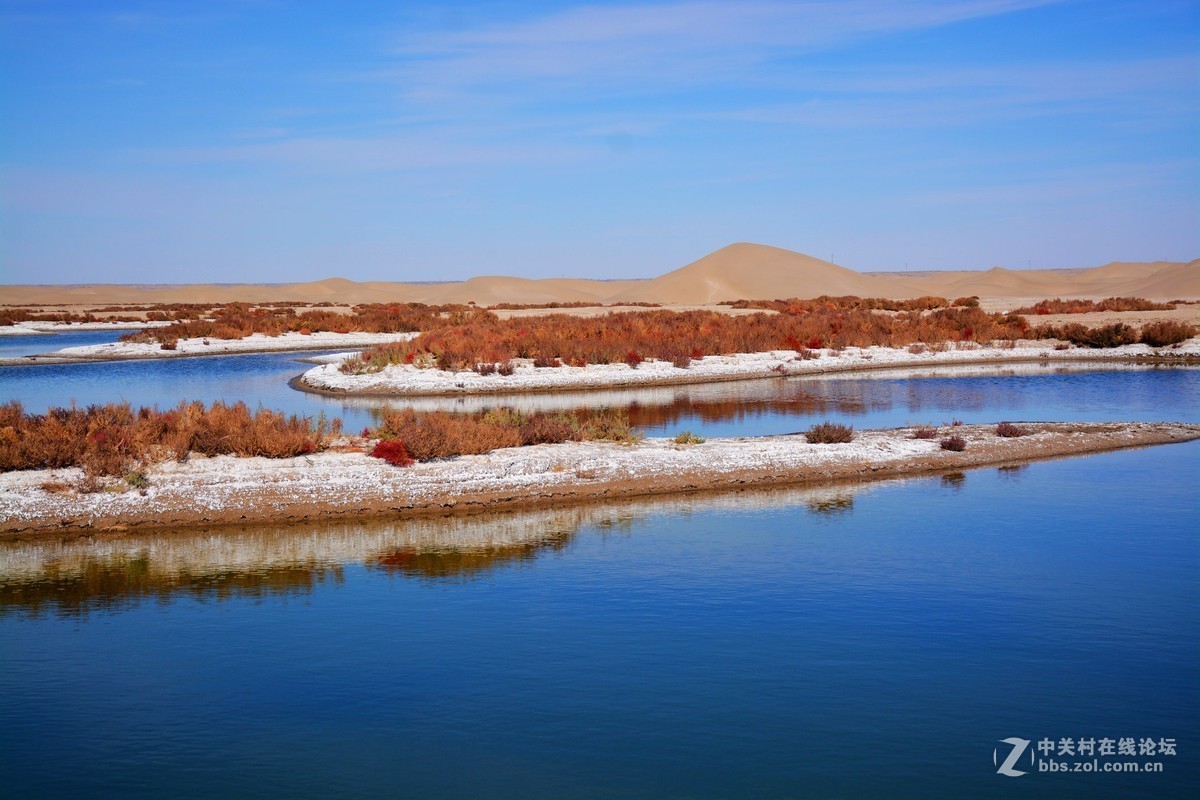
2 422 1196 537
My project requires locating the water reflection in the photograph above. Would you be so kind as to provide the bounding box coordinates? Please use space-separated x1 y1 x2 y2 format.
0 482 895 617
5 358 1197 440
996 463 1029 480
940 472 967 491
348 363 1200 437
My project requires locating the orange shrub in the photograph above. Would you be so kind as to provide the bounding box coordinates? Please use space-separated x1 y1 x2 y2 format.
370 407 636 462
1139 320 1197 347
0 401 341 475
1014 297 1174 315
121 303 488 344
347 307 1031 373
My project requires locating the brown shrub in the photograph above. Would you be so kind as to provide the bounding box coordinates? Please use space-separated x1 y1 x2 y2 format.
995 422 1030 438
1139 320 1197 347
1034 322 1138 348
0 401 340 475
912 427 939 439
940 435 967 452
347 305 1031 373
121 302 487 345
804 422 854 444
1014 297 1174 315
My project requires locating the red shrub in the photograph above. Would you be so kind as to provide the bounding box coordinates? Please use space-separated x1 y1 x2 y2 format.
995 422 1030 438
370 439 415 467
940 436 967 452
804 422 854 443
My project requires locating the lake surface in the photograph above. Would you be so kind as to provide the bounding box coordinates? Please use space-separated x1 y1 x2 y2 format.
2 442 1196 798
0 328 128 359
2 354 1198 436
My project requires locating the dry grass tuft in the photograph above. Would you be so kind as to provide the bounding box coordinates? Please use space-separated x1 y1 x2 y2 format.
804 422 854 444
940 435 967 452
995 422 1031 438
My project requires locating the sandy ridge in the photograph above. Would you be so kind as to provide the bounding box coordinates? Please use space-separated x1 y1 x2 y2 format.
2 422 1196 536
3 243 1196 306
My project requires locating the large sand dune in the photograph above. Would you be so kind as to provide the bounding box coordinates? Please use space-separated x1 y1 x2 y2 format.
603 243 925 304
2 245 1195 306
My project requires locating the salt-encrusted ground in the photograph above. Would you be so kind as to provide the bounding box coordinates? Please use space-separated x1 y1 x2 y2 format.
0 321 169 336
5 330 419 362
301 339 1200 396
3 422 1196 535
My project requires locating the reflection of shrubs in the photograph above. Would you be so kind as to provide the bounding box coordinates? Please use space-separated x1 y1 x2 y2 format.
995 422 1030 438
940 435 967 452
1139 321 1197 347
804 422 854 444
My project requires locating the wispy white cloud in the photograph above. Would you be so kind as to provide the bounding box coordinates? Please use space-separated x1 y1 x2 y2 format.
389 0 1063 92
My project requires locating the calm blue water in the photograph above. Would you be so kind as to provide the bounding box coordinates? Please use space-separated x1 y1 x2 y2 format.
0 328 126 359
2 442 1196 798
0 350 368 428
3 358 1197 437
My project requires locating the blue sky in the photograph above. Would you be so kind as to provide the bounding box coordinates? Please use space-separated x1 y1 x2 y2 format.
1 0 1197 284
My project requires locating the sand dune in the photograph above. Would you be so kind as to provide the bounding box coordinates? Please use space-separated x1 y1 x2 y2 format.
895 259 1198 300
2 245 1195 307
603 243 926 304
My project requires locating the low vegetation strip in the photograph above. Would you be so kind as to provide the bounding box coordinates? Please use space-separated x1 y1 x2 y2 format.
1013 297 1176 315
368 407 637 463
0 401 342 478
3 422 1197 535
342 307 1031 374
304 338 1200 397
119 303 486 346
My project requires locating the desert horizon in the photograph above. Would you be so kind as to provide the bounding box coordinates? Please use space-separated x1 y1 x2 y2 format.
4 242 1198 306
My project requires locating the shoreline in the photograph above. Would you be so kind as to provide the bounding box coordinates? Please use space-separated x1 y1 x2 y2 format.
3 421 1196 538
297 342 1200 398
0 330 420 366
